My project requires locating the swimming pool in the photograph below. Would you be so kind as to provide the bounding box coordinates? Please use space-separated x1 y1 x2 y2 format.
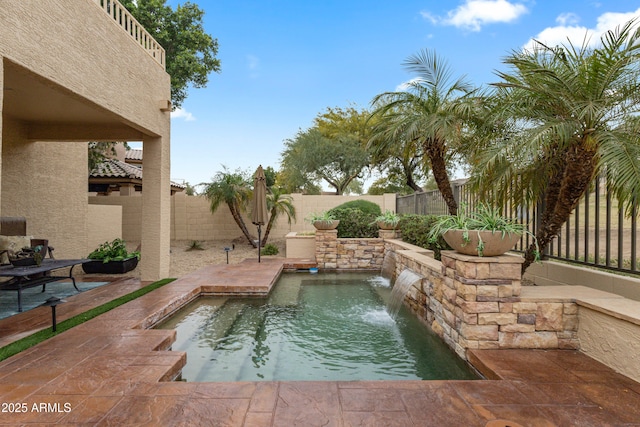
157 272 479 382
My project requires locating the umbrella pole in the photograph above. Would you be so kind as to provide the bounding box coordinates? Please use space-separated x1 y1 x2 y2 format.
258 225 262 263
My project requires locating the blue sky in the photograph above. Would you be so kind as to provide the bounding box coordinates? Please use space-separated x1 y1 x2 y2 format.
162 0 640 188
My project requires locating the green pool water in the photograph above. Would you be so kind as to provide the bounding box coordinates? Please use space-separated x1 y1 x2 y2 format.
157 272 479 382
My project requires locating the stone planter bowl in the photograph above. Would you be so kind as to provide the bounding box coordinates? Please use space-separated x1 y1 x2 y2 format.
443 229 521 257
376 221 397 230
312 220 340 230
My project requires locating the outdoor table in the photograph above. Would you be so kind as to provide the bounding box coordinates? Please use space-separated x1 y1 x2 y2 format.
0 259 90 312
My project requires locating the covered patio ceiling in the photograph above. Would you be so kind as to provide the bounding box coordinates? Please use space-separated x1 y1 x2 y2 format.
2 60 150 142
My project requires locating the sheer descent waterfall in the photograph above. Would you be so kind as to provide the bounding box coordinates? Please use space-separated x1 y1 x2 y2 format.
387 269 423 319
380 250 396 280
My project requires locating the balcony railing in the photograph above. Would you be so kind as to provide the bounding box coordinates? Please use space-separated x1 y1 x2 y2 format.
94 0 165 69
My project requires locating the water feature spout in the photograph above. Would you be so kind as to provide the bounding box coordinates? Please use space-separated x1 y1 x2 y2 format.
387 269 423 319
380 250 396 280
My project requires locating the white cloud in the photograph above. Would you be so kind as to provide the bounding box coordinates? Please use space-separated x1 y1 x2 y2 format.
556 12 580 26
423 0 529 32
171 107 195 121
523 8 640 51
395 77 423 91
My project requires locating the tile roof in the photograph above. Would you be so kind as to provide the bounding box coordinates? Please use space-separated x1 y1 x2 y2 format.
125 148 143 161
91 159 142 179
90 159 185 189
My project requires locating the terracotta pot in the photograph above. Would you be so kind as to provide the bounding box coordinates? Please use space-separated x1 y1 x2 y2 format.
312 220 340 230
443 229 521 257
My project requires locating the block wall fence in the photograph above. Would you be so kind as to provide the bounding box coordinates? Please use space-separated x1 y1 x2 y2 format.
89 193 396 244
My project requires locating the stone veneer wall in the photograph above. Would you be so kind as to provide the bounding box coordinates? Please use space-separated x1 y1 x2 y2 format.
315 230 389 270
386 241 579 360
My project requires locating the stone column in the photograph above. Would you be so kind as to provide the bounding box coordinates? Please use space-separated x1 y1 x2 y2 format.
440 251 523 357
315 229 337 269
378 229 397 239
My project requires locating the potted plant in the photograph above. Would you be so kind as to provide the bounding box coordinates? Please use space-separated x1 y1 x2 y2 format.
373 210 401 230
7 245 46 267
82 238 140 274
427 203 539 258
307 211 340 230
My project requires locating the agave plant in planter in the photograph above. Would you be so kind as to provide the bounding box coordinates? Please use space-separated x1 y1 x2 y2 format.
372 210 401 230
428 203 539 258
83 238 140 274
307 211 340 230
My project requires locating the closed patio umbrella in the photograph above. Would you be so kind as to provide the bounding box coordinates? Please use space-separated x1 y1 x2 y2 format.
252 165 269 262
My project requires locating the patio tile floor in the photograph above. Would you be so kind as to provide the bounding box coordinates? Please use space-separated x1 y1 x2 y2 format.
0 258 638 426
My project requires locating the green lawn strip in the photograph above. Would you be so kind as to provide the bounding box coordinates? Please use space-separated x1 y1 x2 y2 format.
0 278 176 362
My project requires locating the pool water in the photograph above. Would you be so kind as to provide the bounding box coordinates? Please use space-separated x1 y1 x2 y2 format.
157 272 479 382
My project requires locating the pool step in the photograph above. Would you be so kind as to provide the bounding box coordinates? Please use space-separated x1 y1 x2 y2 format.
195 302 267 381
184 300 246 382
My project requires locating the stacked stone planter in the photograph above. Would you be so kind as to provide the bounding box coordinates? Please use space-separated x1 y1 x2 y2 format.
394 248 579 359
314 230 387 270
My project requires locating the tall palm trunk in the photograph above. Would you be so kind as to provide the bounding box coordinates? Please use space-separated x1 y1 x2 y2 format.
426 139 457 215
522 145 597 271
261 211 277 247
228 202 257 248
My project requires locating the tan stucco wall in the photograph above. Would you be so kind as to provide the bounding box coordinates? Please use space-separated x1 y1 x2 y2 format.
285 233 316 259
1 0 171 279
87 204 122 254
578 306 640 383
2 118 88 258
91 193 396 245
525 261 640 301
0 0 170 134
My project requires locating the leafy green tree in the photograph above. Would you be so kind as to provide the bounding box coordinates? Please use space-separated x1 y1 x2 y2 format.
280 106 371 195
88 142 118 172
262 187 296 246
263 166 277 188
370 50 475 214
201 167 256 247
368 104 426 193
470 20 640 271
367 168 419 195
275 167 321 195
184 182 198 196
121 0 221 108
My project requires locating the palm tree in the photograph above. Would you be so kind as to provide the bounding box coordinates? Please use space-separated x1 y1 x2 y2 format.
369 49 475 214
201 167 257 248
470 20 640 272
368 105 426 193
261 187 296 246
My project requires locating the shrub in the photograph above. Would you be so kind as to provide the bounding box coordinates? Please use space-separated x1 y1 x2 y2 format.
330 208 379 238
186 240 204 251
398 214 450 260
260 243 279 256
88 238 140 263
329 200 382 216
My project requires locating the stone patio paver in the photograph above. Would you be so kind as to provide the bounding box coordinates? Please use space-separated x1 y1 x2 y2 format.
0 258 638 426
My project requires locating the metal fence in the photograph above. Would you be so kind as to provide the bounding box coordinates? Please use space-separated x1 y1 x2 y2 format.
396 176 640 275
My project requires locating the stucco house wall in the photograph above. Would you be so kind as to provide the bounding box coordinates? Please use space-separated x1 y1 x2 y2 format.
0 0 171 279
